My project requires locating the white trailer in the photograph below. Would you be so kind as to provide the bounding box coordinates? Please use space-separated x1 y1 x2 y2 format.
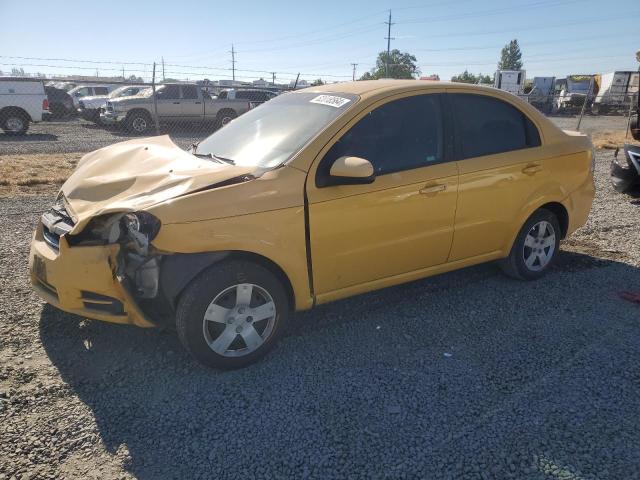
592 71 639 114
526 76 555 113
494 70 526 95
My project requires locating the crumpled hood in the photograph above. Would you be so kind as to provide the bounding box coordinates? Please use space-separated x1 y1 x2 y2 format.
62 135 254 231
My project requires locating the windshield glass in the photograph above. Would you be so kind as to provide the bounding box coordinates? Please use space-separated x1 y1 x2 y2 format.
196 91 358 168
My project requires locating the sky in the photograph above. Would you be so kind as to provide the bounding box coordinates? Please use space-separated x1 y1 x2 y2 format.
0 0 638 84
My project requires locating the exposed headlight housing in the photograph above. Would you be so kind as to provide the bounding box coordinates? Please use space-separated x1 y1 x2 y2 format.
122 212 161 241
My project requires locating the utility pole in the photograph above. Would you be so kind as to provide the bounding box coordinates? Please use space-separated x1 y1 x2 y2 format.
151 62 160 135
271 72 276 86
161 56 165 81
351 63 358 81
384 10 394 78
230 44 236 82
122 66 125 80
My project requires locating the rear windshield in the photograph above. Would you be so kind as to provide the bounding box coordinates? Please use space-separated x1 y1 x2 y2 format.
195 92 358 168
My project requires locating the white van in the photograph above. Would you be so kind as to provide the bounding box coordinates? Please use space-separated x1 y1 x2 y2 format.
68 85 117 107
0 78 48 135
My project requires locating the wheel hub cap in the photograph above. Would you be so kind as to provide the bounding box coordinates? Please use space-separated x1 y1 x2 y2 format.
523 220 556 272
6 117 23 132
202 283 276 357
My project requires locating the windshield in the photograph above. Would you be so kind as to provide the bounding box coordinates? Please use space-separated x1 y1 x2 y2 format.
196 91 358 168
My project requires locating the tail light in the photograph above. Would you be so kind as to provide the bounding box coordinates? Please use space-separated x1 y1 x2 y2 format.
43 98 49 111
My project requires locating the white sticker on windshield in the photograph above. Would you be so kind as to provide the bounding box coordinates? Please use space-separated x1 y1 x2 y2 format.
309 95 351 108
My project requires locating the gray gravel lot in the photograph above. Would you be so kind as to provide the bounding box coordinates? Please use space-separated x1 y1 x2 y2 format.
0 114 632 156
1 150 639 479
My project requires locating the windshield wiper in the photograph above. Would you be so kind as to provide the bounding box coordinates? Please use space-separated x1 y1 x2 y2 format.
212 154 235 165
190 144 235 165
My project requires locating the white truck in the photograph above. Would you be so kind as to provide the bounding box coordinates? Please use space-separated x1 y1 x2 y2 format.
0 78 49 135
68 85 117 108
592 71 639 114
494 70 526 95
78 85 150 123
526 76 556 113
553 75 594 114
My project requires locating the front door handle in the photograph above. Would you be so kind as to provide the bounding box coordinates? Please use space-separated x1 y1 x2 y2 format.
522 163 542 175
173 101 181 104
419 184 447 195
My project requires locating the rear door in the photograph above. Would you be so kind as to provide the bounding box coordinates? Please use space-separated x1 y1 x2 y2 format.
306 91 458 300
447 91 546 261
180 85 202 118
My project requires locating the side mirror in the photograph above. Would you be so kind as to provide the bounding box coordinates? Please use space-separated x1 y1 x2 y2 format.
328 156 375 185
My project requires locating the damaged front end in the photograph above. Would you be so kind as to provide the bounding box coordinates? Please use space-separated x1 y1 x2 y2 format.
31 197 166 328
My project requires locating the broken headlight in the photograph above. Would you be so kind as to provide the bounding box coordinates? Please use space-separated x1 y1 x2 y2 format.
122 212 161 241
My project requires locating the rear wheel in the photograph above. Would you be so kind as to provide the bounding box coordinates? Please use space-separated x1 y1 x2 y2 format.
500 209 561 280
1 111 29 135
215 110 237 129
176 260 289 369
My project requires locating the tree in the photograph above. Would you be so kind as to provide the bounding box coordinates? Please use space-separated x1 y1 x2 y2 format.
451 71 493 84
311 78 325 86
498 39 523 70
359 49 419 80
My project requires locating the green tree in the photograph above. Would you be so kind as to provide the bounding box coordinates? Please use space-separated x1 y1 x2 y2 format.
311 78 325 86
498 39 523 70
359 49 419 80
451 71 494 84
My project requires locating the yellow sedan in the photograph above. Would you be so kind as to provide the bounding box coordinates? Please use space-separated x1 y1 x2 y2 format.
30 80 595 368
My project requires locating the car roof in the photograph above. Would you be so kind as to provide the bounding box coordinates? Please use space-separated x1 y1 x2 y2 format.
297 79 501 98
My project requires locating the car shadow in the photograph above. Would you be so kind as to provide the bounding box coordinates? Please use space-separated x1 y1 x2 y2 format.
39 250 640 479
0 133 58 141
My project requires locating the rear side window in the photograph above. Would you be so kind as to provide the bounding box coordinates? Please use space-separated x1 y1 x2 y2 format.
159 85 180 99
318 94 444 180
94 87 109 95
181 85 198 99
451 93 540 159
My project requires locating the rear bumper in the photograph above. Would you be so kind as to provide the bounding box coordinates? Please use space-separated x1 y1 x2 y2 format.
565 175 596 236
29 223 155 328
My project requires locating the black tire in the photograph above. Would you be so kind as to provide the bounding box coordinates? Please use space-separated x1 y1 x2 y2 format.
500 208 561 281
176 260 289 369
1 111 29 135
125 110 153 135
215 110 237 129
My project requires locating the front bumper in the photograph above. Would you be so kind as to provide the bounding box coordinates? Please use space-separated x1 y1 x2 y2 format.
99 110 126 125
611 144 640 197
78 107 99 121
29 222 155 328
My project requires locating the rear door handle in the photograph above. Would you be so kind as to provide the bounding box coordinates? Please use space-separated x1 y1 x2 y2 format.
522 163 542 175
419 184 447 195
173 101 180 104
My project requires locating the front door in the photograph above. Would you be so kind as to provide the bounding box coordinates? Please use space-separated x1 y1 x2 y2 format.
155 85 182 120
306 92 458 298
180 85 202 118
446 91 547 261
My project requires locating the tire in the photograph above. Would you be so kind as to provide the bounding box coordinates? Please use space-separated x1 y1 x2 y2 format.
215 110 237 129
176 260 289 369
500 208 561 281
125 110 153 135
1 111 29 135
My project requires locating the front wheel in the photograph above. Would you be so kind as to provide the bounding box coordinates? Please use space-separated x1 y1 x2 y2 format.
176 260 289 369
125 111 153 135
500 209 561 280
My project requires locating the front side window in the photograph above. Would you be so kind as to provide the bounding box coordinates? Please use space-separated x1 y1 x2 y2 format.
158 85 180 99
451 93 540 159
318 94 444 181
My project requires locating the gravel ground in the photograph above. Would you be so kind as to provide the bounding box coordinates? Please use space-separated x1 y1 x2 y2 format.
0 115 632 156
1 150 639 479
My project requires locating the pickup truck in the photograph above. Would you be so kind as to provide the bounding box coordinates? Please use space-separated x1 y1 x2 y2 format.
100 83 255 135
0 77 49 135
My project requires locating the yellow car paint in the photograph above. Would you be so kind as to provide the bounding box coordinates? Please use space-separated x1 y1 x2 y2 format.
29 80 595 328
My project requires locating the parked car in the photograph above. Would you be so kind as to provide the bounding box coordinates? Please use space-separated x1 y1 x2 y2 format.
45 86 75 119
0 77 48 135
29 81 595 368
78 85 149 123
67 85 115 108
611 90 640 197
100 83 253 134
217 89 276 106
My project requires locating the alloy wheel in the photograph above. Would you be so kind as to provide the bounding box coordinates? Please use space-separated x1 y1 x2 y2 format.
202 283 276 357
522 220 556 272
5 116 24 132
